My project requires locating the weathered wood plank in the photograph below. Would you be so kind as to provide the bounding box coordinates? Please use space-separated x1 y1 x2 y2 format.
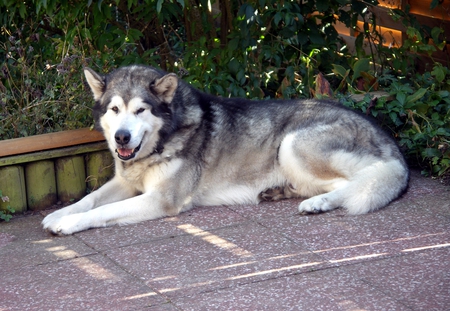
25 161 57 211
86 151 114 191
56 156 86 202
0 128 105 158
0 166 27 213
0 142 109 167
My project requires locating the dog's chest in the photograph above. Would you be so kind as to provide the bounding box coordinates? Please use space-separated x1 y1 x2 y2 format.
117 156 182 193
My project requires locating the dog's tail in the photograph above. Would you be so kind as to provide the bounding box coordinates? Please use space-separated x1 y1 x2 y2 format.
341 159 409 214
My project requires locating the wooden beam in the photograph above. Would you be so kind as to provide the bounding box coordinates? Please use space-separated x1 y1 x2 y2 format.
0 128 106 158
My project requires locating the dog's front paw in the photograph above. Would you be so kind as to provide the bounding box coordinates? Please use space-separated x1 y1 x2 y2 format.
42 213 87 235
298 195 334 214
42 209 69 228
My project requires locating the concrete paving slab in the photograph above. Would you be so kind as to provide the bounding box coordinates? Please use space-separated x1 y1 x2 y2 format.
0 170 449 310
0 254 167 311
342 248 450 311
259 203 450 266
105 222 332 298
75 205 249 251
171 268 411 311
0 215 96 272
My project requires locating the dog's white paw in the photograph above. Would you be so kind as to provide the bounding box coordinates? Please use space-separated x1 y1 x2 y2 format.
42 213 87 235
42 209 70 228
299 194 335 214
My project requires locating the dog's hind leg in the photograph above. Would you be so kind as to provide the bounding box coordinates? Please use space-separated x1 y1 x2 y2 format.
278 132 408 215
259 184 299 201
297 158 408 214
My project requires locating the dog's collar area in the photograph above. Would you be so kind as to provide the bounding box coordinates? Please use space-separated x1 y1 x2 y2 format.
149 144 164 157
116 141 142 161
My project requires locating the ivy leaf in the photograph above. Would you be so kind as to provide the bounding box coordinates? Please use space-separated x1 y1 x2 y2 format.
19 2 26 18
430 0 440 9
97 0 103 13
406 88 427 105
423 148 441 158
431 64 445 83
431 27 443 43
352 58 370 81
274 12 282 25
156 0 163 13
332 64 349 79
396 92 406 105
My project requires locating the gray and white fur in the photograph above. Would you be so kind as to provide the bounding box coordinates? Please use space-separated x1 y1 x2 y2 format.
42 65 409 235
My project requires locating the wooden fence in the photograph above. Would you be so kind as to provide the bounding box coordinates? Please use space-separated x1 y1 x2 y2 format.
336 0 449 67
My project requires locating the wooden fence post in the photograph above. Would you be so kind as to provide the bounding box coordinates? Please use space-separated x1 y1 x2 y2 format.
55 156 86 203
25 160 57 210
0 166 27 213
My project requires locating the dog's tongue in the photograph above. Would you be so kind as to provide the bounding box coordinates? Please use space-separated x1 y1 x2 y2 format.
117 148 133 157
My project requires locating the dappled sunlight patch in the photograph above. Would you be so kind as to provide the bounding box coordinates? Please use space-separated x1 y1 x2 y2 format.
329 253 388 264
45 245 79 260
225 262 324 281
402 243 450 253
209 261 258 271
44 244 119 281
177 223 253 258
313 232 447 254
120 292 158 301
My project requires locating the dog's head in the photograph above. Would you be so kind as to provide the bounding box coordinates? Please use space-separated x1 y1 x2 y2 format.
84 65 178 162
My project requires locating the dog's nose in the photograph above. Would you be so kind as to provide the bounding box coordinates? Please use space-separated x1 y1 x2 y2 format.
115 129 131 145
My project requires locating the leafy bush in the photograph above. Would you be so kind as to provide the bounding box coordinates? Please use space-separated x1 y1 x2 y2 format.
336 61 450 177
0 0 449 176
0 33 95 138
1 0 378 139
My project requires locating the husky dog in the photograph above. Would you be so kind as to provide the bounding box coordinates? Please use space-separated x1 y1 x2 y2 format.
42 65 409 235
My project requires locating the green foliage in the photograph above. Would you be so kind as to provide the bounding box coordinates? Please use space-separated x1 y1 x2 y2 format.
0 190 14 222
182 0 378 98
1 0 379 138
1 0 449 177
338 62 450 177
0 32 97 138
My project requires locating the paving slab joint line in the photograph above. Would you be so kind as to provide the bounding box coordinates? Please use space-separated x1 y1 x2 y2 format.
91 248 175 303
356 276 416 310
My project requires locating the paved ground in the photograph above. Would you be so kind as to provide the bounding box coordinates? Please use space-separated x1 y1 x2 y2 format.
0 170 449 310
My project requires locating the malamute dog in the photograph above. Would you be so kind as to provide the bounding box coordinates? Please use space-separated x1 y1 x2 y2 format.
42 65 409 235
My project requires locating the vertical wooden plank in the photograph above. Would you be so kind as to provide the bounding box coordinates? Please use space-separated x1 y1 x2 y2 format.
55 156 86 203
0 166 27 213
25 160 57 210
85 151 114 191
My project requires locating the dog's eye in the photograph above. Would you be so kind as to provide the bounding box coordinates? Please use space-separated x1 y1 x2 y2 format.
136 108 145 114
111 106 119 113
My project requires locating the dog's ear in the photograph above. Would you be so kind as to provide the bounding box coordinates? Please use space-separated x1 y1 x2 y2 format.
84 67 105 101
152 73 178 103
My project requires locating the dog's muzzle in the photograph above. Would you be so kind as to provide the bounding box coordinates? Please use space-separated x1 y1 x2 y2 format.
114 129 143 161
116 142 142 161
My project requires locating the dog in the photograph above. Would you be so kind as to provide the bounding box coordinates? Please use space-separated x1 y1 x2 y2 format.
42 65 409 235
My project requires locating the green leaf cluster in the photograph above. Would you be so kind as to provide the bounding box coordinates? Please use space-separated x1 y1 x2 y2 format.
0 0 449 177
0 190 14 222
339 63 450 177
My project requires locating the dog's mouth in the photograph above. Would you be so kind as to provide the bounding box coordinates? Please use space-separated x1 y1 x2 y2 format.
115 141 142 161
